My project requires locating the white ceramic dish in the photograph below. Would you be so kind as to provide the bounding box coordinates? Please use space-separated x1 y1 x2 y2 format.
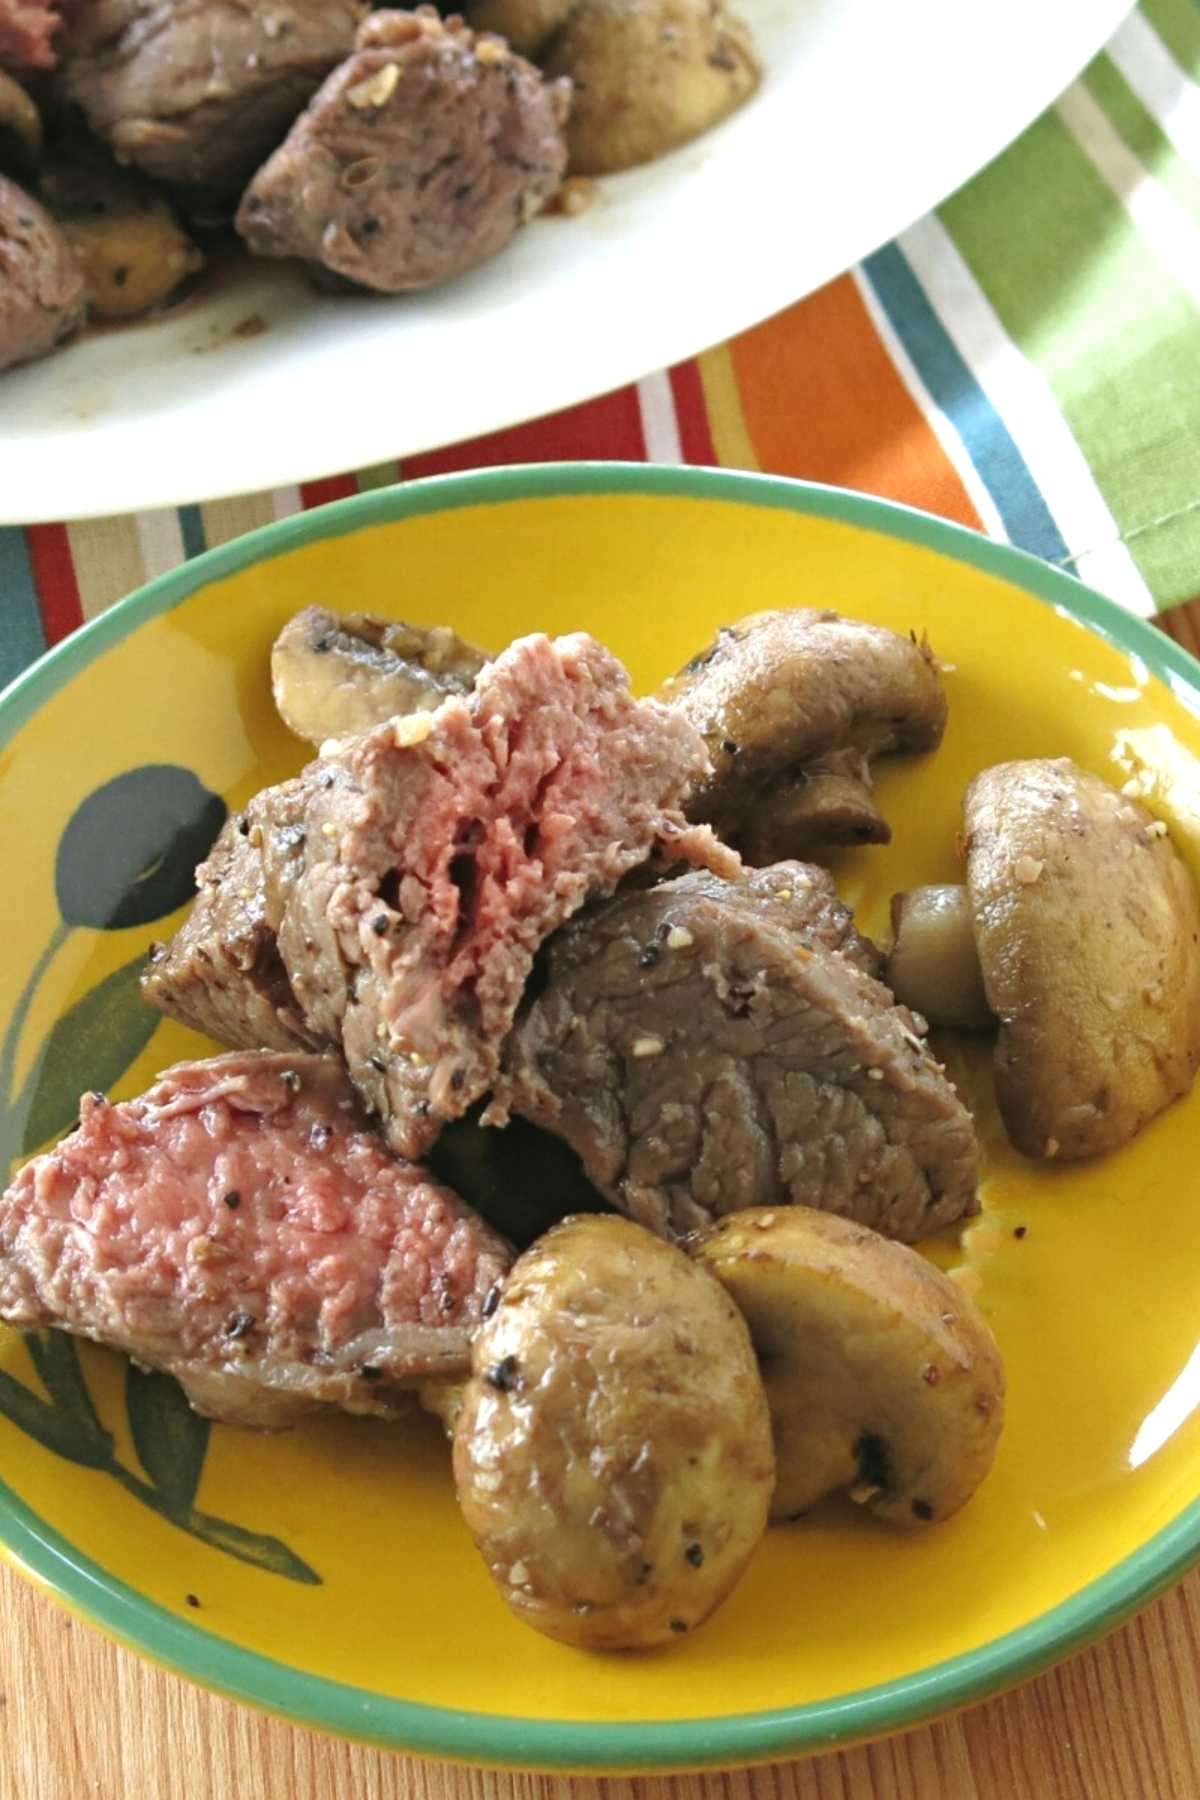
1 0 1131 523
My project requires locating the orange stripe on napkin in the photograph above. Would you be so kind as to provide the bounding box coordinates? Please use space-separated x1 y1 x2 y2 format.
728 277 984 529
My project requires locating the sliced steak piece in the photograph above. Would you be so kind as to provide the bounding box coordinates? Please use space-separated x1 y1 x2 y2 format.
494 865 979 1244
236 8 570 293
0 1052 513 1429
142 790 317 1055
58 0 367 195
262 631 730 1159
663 861 888 981
0 0 64 68
0 173 85 371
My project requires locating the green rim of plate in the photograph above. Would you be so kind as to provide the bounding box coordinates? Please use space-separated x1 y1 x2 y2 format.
3 463 1200 1770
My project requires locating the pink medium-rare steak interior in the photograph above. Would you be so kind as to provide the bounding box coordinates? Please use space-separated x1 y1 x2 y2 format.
0 0 64 68
0 1052 513 1428
265 632 730 1157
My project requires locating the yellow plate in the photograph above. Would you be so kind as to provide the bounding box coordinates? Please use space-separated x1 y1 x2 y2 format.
2 465 1199 1771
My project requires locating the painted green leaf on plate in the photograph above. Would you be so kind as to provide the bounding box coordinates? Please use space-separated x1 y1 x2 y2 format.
20 953 158 1154
0 1366 113 1469
25 1331 111 1455
126 1364 211 1515
182 1510 322 1585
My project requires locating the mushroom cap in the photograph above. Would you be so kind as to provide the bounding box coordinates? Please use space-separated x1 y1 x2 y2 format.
658 609 947 851
452 1214 774 1650
738 754 889 861
965 758 1200 1159
270 606 488 746
691 1207 1005 1526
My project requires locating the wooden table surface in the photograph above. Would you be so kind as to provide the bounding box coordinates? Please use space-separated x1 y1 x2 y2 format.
4 1560 1200 1800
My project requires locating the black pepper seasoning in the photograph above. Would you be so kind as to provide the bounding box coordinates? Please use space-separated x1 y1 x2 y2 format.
485 1355 519 1393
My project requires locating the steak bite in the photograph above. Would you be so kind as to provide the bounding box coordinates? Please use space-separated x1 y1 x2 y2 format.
271 605 489 749
0 173 85 371
494 864 979 1243
236 8 570 293
142 786 318 1056
58 0 367 196
658 609 948 861
0 0 65 70
262 631 729 1158
0 1052 514 1429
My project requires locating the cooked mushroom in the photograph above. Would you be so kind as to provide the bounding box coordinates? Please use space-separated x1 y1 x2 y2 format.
691 1207 1004 1526
451 1213 774 1649
465 0 574 55
492 862 980 1244
887 758 1200 1160
0 70 43 175
270 605 489 746
544 0 760 176
886 885 992 1032
419 1376 467 1436
658 610 948 862
39 156 203 322
738 749 890 862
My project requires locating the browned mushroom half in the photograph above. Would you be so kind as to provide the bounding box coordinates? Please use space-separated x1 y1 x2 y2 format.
465 0 574 55
886 758 1200 1160
451 1214 775 1650
270 605 490 747
658 609 948 862
0 70 43 175
543 0 761 177
38 155 203 323
691 1207 1005 1528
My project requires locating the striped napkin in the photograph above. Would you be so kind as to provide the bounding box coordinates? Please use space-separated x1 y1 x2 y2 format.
3 0 1198 686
